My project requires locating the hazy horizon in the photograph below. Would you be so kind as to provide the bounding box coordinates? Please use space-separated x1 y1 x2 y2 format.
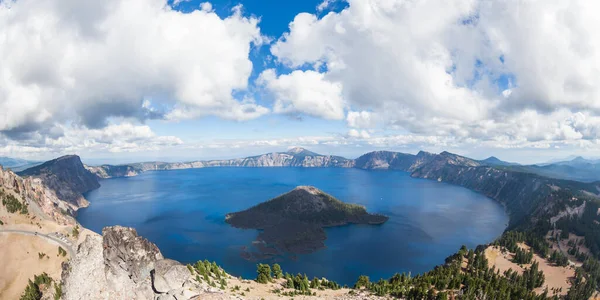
4 146 600 167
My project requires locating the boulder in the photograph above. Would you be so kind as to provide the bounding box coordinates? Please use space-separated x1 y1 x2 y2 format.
173 288 199 300
152 259 191 293
155 294 175 300
102 226 164 284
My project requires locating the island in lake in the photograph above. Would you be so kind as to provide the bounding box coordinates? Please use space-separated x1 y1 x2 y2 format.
225 186 389 261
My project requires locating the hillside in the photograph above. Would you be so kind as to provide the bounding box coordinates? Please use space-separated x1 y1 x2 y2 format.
19 155 100 208
226 186 388 259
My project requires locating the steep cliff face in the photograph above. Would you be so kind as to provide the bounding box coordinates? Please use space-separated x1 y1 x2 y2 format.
19 155 100 208
0 165 76 225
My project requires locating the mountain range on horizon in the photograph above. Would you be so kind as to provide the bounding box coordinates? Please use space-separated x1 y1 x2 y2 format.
50 147 598 183
5 147 600 185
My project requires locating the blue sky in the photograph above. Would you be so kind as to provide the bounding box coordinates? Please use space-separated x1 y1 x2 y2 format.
1 0 600 164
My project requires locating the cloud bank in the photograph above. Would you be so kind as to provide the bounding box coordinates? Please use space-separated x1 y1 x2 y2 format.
2 0 600 158
0 0 264 138
271 0 600 147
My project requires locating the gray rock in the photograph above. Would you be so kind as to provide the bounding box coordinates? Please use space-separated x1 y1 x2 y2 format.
155 294 175 300
152 259 191 293
182 279 201 290
173 288 199 300
103 226 164 284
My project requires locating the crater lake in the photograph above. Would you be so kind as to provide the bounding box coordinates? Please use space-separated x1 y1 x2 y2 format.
77 167 508 285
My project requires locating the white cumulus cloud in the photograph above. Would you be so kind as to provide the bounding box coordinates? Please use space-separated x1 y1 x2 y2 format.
271 0 600 146
258 69 345 120
347 111 374 128
0 0 265 137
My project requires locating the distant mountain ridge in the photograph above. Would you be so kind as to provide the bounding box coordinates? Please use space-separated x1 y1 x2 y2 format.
0 156 40 171
87 149 527 179
498 156 600 182
479 156 520 166
85 147 354 178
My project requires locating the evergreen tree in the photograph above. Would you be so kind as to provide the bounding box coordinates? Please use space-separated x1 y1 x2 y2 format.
20 279 41 300
272 263 283 279
256 264 272 283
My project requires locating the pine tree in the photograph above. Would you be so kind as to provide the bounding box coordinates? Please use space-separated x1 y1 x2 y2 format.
272 263 283 279
256 264 272 283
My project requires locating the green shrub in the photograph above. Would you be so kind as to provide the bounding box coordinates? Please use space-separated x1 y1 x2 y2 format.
53 283 62 300
72 225 80 238
2 193 25 214
58 247 67 257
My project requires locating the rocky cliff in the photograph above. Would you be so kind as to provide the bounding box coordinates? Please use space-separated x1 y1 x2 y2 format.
60 225 379 300
19 155 100 208
0 165 76 225
62 226 221 300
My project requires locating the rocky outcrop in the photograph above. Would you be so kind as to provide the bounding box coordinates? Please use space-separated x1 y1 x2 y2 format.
550 201 587 225
62 226 216 300
18 155 100 208
152 259 190 293
103 226 164 285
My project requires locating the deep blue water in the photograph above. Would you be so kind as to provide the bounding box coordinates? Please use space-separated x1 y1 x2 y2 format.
78 167 508 285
